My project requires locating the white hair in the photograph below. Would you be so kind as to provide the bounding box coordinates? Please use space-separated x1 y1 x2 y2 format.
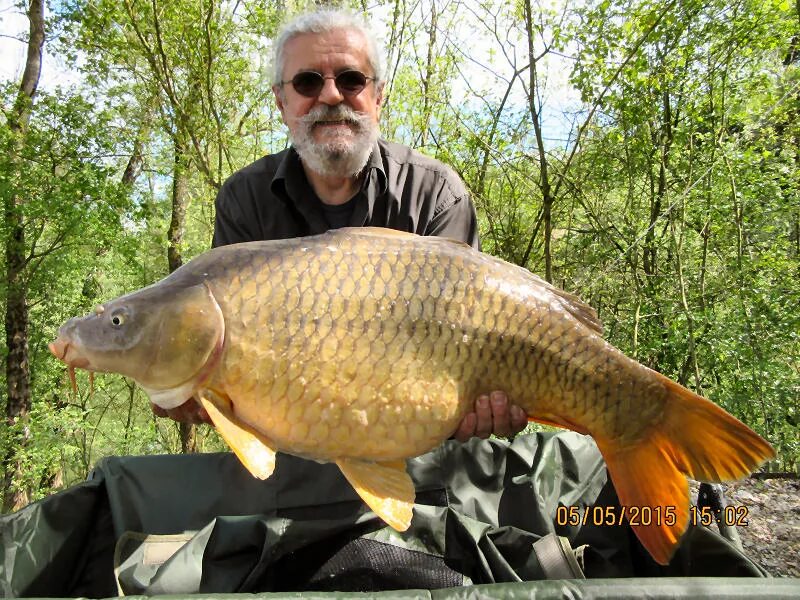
271 9 384 87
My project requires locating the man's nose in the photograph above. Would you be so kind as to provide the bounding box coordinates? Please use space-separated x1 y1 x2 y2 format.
317 77 344 105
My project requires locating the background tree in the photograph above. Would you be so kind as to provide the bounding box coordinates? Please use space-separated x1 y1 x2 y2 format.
2 0 45 512
61 0 284 452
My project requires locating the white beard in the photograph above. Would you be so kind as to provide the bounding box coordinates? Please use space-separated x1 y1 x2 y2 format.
290 104 380 178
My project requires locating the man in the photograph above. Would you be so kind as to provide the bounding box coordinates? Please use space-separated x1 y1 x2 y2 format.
155 8 528 441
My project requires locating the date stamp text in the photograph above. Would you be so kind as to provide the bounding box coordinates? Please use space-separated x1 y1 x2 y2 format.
556 504 750 527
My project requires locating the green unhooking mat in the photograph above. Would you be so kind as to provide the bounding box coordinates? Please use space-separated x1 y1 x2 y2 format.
1 432 795 598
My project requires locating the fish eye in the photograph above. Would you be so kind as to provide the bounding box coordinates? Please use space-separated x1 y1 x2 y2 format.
110 309 127 328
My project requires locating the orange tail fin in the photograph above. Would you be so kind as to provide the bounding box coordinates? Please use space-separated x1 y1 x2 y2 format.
596 373 775 565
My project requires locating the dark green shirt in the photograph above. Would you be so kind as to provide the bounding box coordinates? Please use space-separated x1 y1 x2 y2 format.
212 139 480 248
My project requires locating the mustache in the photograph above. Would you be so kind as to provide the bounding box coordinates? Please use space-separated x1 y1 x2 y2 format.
298 105 371 129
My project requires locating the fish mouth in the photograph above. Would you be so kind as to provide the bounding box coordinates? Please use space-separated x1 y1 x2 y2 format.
48 338 67 360
48 338 90 369
50 336 91 369
49 337 93 394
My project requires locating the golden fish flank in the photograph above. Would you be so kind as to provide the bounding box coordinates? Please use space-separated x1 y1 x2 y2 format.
50 227 775 567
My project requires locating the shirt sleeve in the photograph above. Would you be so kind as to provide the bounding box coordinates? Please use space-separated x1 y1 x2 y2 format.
425 179 481 250
212 183 255 248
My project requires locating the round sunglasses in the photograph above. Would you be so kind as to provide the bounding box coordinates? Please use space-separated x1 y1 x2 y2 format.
280 70 377 98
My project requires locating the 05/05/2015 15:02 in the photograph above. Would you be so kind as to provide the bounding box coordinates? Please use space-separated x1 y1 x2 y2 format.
556 504 750 528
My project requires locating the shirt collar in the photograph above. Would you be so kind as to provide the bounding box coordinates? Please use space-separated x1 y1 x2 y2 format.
270 146 297 198
363 140 387 196
269 141 387 230
270 141 387 199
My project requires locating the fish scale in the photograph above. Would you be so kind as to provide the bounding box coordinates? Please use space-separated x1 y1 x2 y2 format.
50 227 774 565
222 236 605 458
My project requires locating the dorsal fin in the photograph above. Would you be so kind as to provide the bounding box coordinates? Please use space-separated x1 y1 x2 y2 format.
479 251 603 335
530 272 603 335
333 227 471 248
334 226 418 239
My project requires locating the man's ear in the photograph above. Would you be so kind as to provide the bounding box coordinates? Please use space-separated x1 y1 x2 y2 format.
273 85 287 123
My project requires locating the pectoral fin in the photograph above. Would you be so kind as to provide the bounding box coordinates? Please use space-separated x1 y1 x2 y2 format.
335 458 414 531
197 391 276 480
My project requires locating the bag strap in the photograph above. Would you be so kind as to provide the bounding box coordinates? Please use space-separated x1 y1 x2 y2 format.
532 533 586 580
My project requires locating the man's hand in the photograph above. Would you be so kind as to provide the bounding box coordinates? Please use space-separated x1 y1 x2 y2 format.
453 391 528 442
151 397 212 425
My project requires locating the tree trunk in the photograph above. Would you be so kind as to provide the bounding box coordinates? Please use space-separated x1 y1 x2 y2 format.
122 132 146 186
168 133 196 453
477 73 519 200
522 0 554 280
644 83 675 278
3 0 45 513
418 1 438 149
168 136 188 274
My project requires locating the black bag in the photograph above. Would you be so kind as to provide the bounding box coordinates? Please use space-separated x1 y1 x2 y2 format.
0 432 785 598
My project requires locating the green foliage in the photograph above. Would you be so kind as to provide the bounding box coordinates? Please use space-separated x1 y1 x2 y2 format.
560 0 800 470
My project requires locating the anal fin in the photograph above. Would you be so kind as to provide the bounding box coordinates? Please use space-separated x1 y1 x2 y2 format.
198 391 277 480
528 413 590 435
336 458 415 531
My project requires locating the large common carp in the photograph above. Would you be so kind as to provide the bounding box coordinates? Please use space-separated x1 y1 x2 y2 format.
50 228 774 565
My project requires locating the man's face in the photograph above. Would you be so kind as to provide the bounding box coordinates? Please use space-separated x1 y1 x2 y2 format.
273 28 384 178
